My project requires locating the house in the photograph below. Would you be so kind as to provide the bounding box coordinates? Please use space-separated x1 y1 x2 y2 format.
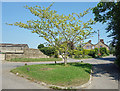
83 40 94 50
83 39 109 50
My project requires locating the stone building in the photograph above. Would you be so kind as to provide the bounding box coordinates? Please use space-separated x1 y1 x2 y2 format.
0 43 29 53
83 39 109 50
0 43 49 60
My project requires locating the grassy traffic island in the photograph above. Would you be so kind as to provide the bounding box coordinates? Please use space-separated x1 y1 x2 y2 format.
10 62 92 89
7 58 62 62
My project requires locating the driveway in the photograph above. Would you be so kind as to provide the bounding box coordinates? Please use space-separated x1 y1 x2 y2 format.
2 55 119 89
85 56 119 89
69 55 119 89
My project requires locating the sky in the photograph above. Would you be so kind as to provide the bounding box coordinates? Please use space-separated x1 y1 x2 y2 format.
1 2 112 49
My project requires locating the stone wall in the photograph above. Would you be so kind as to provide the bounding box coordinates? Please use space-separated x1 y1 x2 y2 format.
1 46 28 52
1 46 23 51
0 54 5 60
5 54 24 60
23 48 49 58
4 48 49 60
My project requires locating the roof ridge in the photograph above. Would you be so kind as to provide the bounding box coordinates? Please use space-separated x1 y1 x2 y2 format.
0 43 28 47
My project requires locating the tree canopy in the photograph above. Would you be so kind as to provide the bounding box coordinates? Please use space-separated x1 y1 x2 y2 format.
93 1 120 66
7 3 95 65
38 44 44 49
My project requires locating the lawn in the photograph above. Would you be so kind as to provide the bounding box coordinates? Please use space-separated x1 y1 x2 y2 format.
11 62 92 87
8 58 62 62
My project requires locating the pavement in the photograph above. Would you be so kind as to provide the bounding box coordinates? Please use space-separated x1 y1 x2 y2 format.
1 55 120 89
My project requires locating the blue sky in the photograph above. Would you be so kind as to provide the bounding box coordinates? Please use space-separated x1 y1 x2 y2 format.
2 2 112 48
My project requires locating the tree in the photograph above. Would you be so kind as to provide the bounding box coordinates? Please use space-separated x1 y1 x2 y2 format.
109 43 115 54
38 44 44 49
93 1 120 66
7 3 95 65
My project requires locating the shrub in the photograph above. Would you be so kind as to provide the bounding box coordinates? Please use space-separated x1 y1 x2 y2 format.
88 48 110 58
40 47 57 57
88 49 96 58
100 47 109 56
73 50 83 58
73 47 110 59
82 49 91 58
94 48 99 54
83 49 90 55
100 47 106 55
38 44 58 58
38 44 44 49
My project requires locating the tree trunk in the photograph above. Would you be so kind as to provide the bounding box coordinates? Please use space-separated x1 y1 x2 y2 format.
64 57 67 65
61 53 67 66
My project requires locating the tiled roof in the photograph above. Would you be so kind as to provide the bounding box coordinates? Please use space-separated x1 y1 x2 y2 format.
0 43 28 47
83 39 109 48
94 42 109 47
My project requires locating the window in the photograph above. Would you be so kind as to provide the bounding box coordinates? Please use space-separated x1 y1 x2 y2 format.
100 45 102 48
86 46 89 49
89 46 91 49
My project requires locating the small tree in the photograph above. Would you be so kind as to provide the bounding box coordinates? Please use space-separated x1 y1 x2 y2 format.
40 47 57 57
38 44 44 49
7 3 95 65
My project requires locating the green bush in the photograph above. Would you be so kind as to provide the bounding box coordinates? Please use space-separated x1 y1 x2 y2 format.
100 47 109 56
38 44 58 58
94 48 99 54
100 47 106 55
72 47 110 59
88 49 96 58
74 49 92 58
83 49 90 55
73 50 83 58
40 47 57 57
88 48 109 58
38 44 44 49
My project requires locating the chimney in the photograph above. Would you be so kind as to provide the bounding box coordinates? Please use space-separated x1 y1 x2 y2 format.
88 40 91 43
100 39 104 43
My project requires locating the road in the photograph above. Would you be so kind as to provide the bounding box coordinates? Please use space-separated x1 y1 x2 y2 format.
85 56 119 89
2 55 119 89
2 62 49 89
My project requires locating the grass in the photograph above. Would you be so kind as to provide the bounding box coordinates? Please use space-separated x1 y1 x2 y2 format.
11 62 92 87
7 58 62 62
